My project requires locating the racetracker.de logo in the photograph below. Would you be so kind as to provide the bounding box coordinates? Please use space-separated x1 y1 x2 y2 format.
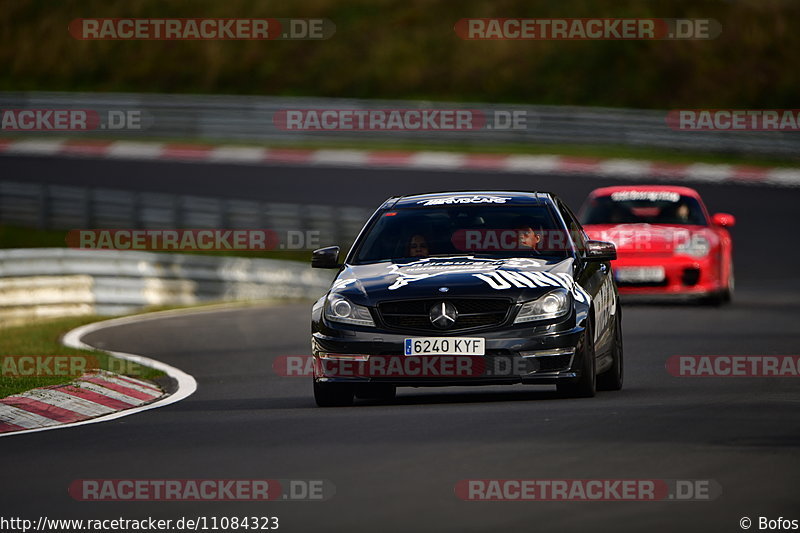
273 109 532 131
0 109 147 132
455 479 721 501
666 355 800 377
454 18 721 40
66 229 320 251
279 355 484 378
1 355 99 377
68 479 334 501
68 18 335 40
451 229 586 253
275 109 487 131
276 354 577 378
666 110 800 131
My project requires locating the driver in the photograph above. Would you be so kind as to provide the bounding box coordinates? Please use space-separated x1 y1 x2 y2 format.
676 203 691 223
515 224 542 250
408 234 430 257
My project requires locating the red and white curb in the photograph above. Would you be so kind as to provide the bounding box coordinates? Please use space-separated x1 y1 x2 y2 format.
1 138 799 187
0 310 198 438
0 370 163 433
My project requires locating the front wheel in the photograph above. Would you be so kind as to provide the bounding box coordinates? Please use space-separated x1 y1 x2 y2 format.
705 263 734 306
557 321 596 398
314 381 354 407
721 263 734 303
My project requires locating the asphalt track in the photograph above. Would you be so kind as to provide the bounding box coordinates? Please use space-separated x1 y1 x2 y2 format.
1 154 799 533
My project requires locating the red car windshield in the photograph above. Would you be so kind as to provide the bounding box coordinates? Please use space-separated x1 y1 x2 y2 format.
581 192 707 226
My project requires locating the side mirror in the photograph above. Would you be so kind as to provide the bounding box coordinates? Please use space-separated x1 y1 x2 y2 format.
712 213 735 228
584 240 617 262
312 246 341 269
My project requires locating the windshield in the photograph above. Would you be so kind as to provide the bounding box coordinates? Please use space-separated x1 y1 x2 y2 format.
352 204 571 264
581 192 707 226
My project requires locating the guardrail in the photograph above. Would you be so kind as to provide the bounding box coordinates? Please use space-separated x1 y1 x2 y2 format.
1 91 797 156
0 180 363 326
0 180 372 248
0 248 335 326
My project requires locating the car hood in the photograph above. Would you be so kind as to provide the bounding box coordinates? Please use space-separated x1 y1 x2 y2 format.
583 223 715 255
331 256 590 305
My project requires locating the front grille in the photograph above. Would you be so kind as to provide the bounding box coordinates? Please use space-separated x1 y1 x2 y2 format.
378 298 511 332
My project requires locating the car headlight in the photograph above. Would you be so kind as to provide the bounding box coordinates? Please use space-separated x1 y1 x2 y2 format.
676 235 710 258
514 289 571 323
325 294 375 326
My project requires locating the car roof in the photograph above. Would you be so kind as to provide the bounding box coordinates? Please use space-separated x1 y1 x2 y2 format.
386 191 553 208
588 185 701 198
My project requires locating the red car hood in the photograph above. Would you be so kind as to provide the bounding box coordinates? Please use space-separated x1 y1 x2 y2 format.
583 224 714 255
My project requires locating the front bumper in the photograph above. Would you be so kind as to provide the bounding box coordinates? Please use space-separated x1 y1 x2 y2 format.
312 325 585 387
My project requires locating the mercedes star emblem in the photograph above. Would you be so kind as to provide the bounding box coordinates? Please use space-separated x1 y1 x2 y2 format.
429 301 458 329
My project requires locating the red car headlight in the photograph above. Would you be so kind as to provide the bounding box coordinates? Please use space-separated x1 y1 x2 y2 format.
675 234 711 258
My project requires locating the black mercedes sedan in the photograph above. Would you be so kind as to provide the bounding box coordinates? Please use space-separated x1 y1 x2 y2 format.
310 191 623 406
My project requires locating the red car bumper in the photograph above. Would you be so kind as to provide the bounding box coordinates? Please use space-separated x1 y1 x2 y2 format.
612 253 724 297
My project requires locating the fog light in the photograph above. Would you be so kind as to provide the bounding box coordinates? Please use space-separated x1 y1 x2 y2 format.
519 348 576 358
682 268 700 286
518 348 576 373
318 353 370 361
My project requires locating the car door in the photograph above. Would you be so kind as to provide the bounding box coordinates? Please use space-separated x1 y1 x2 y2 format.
556 199 616 354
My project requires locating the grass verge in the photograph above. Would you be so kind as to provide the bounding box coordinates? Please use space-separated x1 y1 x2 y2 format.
0 315 164 399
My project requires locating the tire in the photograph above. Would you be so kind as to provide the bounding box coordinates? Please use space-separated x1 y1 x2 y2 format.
721 264 734 303
355 383 397 401
705 263 734 306
313 381 354 407
557 320 596 398
597 313 623 391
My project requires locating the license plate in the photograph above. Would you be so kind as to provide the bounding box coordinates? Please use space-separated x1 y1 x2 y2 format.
404 337 485 356
615 266 666 283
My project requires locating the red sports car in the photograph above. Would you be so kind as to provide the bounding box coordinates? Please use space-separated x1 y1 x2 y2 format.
579 185 734 304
